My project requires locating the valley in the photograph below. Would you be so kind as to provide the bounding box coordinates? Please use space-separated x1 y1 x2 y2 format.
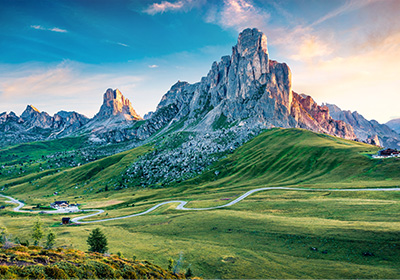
1 128 400 278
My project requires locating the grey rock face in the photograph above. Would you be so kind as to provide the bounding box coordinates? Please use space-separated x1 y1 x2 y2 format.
325 103 400 148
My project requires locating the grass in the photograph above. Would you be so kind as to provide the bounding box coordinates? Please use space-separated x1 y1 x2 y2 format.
0 128 399 278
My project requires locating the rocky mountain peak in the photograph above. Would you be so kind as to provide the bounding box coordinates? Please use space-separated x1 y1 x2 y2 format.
21 105 41 116
21 105 46 119
27 105 40 113
95 88 142 121
236 28 268 57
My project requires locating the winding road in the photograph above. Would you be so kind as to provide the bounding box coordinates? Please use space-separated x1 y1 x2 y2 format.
1 187 400 224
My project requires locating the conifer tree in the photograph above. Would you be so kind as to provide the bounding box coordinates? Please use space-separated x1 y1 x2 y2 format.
87 228 108 253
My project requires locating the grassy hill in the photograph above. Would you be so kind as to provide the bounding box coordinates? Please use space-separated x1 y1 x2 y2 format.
1 128 399 278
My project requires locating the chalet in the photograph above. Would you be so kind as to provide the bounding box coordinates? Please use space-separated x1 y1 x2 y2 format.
51 201 70 209
62 217 70 225
378 148 400 157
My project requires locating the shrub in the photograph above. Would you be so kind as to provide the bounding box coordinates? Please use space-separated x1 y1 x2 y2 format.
21 265 46 279
44 265 69 279
56 261 80 278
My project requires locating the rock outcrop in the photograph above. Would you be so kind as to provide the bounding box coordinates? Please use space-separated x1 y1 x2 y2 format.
325 103 400 148
291 93 355 139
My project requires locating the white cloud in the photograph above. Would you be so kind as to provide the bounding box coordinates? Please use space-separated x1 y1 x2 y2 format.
148 64 159 68
0 61 143 117
116 42 129 47
30 25 68 33
103 40 130 47
206 0 270 31
144 0 186 15
311 0 378 27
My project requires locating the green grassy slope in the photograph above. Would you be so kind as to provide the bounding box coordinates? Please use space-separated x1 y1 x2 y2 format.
1 128 399 279
184 128 399 192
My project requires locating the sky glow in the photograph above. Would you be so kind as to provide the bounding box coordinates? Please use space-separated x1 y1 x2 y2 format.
0 0 399 123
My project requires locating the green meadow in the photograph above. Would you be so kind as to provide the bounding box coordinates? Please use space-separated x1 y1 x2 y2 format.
1 128 400 278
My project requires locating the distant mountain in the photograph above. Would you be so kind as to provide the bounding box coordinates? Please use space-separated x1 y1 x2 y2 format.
0 88 144 147
0 106 89 147
325 103 400 148
20 105 89 137
78 88 143 143
386 118 400 134
93 88 141 121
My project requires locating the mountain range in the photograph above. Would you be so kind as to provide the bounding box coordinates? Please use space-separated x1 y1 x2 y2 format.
1 28 399 149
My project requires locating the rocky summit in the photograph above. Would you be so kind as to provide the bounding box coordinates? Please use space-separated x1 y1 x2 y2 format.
137 28 355 141
94 88 141 121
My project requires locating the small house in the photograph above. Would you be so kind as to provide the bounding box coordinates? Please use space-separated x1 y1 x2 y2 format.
378 148 400 157
51 201 70 209
62 217 70 225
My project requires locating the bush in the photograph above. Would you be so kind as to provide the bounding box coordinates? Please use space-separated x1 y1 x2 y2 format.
21 265 46 279
56 261 80 278
44 265 69 279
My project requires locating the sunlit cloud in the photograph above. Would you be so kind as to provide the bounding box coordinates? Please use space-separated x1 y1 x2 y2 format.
205 0 269 31
30 25 68 33
290 35 333 61
148 64 159 68
291 31 400 123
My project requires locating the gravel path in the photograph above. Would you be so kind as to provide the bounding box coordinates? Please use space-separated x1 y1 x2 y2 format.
2 187 400 224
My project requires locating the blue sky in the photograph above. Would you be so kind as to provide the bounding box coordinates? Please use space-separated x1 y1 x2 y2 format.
0 0 399 123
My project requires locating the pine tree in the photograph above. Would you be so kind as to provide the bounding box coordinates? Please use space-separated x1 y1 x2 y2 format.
87 228 108 253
